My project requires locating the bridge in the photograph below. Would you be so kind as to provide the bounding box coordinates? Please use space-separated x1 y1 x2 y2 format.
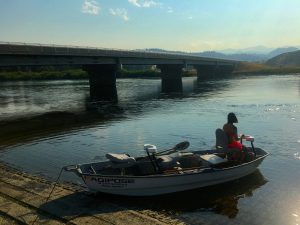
0 42 237 101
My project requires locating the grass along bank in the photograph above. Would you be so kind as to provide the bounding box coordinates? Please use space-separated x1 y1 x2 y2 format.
0 68 197 81
0 69 88 81
0 63 299 81
234 62 300 75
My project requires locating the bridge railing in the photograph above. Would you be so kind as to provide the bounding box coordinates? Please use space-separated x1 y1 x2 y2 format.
0 41 182 57
0 41 236 64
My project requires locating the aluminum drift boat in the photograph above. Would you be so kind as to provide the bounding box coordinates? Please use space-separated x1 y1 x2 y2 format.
65 135 268 196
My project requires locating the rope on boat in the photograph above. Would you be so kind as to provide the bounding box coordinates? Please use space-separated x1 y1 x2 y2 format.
31 167 65 225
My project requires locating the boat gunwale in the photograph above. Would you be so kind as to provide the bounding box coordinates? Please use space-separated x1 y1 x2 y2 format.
78 150 269 179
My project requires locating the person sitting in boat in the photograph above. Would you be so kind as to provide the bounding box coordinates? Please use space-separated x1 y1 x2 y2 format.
223 112 247 161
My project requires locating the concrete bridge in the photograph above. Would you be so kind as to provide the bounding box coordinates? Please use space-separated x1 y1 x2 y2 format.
0 42 237 101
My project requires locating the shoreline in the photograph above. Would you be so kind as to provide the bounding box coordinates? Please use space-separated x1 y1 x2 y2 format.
0 70 299 82
0 70 197 81
1 61 300 81
0 161 183 225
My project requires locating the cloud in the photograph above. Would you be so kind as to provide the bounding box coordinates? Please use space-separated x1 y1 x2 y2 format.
128 0 158 8
110 8 129 21
167 7 173 13
82 0 100 15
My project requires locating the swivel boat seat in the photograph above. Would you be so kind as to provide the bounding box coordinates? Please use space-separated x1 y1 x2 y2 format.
215 128 240 157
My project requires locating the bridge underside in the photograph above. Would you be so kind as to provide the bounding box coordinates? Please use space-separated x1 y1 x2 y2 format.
0 47 236 101
84 64 185 101
195 65 235 79
82 63 235 101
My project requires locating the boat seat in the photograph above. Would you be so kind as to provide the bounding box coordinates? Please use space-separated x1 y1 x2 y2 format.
216 128 229 150
156 152 192 170
106 153 136 168
156 155 180 170
215 128 241 154
215 128 230 157
200 154 228 165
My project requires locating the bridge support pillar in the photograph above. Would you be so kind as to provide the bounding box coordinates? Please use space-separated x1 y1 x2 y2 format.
83 64 118 101
158 64 183 93
195 65 235 79
195 65 217 79
219 65 235 75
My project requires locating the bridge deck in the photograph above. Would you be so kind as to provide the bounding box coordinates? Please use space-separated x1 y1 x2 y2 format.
0 42 236 66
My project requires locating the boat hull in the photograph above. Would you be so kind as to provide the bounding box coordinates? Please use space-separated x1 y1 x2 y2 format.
79 149 268 196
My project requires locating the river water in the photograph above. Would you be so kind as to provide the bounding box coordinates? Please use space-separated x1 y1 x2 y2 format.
0 75 300 225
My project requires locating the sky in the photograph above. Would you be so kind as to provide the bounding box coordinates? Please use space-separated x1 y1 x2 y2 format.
1 0 300 52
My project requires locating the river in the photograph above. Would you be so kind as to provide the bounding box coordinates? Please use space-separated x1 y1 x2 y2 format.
0 75 300 225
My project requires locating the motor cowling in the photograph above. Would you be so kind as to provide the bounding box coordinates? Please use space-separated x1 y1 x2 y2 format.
144 144 157 154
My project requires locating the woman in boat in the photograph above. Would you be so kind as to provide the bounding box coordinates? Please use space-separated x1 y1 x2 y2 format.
223 112 246 161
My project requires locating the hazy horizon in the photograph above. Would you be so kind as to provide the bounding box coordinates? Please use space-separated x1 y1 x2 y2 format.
1 0 300 52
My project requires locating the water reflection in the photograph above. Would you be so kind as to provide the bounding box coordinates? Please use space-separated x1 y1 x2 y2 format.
0 80 89 120
294 152 300 159
97 170 267 219
0 78 234 149
1 75 300 225
194 77 231 95
0 110 123 148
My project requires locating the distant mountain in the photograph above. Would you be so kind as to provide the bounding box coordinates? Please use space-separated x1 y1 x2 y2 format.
141 48 186 55
228 53 267 61
144 49 268 62
266 50 300 66
191 51 227 59
219 45 274 55
141 46 299 62
240 45 274 54
267 47 298 58
191 51 267 62
219 46 298 60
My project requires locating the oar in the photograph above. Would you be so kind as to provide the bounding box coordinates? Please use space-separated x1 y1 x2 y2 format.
155 141 190 156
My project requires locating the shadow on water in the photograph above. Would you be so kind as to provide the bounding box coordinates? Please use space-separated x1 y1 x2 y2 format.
193 77 231 96
0 78 233 149
0 110 124 148
39 170 267 220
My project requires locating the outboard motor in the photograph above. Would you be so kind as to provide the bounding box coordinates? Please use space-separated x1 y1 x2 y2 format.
144 144 158 172
144 144 157 154
241 135 256 156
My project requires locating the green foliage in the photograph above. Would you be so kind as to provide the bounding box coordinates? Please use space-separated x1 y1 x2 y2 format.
117 69 196 78
0 69 88 81
234 62 300 75
117 69 161 78
1 65 299 81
